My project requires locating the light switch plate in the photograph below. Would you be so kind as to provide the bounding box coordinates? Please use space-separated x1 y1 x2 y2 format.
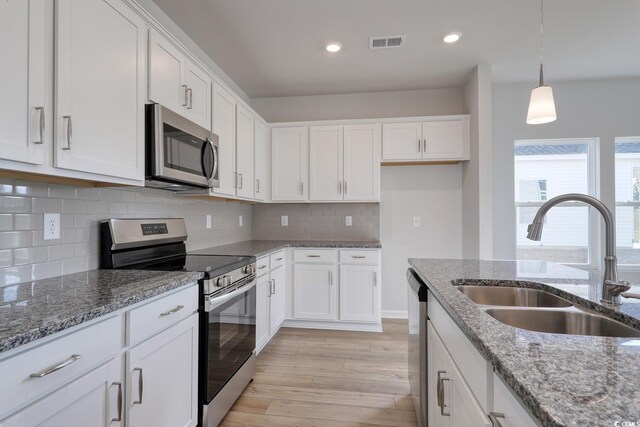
413 216 421 227
239 215 243 227
206 215 212 229
281 215 288 226
44 213 60 240
345 216 352 226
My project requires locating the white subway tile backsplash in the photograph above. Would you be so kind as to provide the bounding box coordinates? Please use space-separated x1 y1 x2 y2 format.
13 180 47 197
48 185 77 199
0 231 31 249
14 214 43 231
14 247 48 265
32 197 62 213
0 215 12 231
0 250 12 268
63 256 88 275
47 244 76 261
0 196 31 213
32 261 63 280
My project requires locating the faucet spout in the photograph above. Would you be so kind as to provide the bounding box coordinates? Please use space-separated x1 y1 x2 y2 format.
526 193 623 305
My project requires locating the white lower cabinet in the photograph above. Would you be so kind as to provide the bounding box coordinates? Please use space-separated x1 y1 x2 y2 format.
269 265 286 334
294 263 338 320
256 255 287 354
2 357 123 427
256 274 271 352
491 373 538 427
127 314 199 427
339 264 379 322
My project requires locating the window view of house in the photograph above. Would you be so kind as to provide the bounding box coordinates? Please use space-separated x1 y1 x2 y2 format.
514 139 596 266
615 138 640 266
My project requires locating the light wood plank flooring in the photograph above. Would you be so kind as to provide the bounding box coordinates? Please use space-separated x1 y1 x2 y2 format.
220 319 417 427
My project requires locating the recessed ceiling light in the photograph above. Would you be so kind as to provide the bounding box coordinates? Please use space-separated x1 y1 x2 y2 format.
325 42 342 53
443 32 462 44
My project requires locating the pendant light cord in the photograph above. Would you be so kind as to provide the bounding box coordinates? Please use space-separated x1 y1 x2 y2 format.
539 0 545 86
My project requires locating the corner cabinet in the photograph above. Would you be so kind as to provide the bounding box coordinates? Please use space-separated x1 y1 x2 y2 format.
211 83 237 197
0 0 46 166
235 104 255 199
271 127 309 201
382 117 469 162
54 0 146 181
254 120 269 201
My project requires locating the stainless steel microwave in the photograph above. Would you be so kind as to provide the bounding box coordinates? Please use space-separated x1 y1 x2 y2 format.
145 104 219 192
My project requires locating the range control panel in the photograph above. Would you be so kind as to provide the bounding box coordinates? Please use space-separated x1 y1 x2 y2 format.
141 223 168 236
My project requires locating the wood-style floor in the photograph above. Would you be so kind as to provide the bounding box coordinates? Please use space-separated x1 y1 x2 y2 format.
220 319 417 427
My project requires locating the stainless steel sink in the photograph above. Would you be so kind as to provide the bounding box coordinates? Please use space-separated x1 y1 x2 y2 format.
485 308 640 338
457 286 573 308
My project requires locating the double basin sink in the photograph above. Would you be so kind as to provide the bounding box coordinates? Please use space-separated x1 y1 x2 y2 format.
457 286 640 338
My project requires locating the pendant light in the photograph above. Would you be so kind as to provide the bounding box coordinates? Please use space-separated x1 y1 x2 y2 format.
526 0 557 124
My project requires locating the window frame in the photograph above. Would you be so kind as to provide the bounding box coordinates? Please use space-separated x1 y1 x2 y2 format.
514 137 601 271
614 136 640 270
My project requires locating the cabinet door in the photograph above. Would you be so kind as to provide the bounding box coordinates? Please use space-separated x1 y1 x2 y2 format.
236 104 255 199
294 264 337 320
422 121 463 160
127 315 198 427
184 60 212 130
492 373 537 427
339 264 379 322
0 0 46 165
254 120 269 201
256 274 271 353
271 127 309 201
343 124 380 201
212 83 237 196
429 321 452 427
148 29 186 114
55 0 145 181
2 358 123 427
269 265 286 334
309 125 343 201
382 122 422 161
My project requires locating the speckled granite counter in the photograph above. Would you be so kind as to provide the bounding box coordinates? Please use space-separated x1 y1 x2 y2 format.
0 269 203 354
191 239 382 258
408 258 640 427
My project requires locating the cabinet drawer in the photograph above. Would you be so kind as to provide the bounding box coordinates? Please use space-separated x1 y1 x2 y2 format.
294 249 337 263
0 316 122 419
269 250 286 269
339 250 379 264
127 284 198 346
257 256 270 277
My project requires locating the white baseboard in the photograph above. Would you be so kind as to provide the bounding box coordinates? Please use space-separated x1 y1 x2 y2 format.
282 319 383 333
382 310 408 319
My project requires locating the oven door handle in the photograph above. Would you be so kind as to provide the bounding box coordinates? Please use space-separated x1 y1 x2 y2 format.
205 277 256 312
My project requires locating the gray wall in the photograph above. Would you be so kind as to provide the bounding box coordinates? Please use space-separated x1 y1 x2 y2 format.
492 77 640 263
251 203 379 241
0 178 251 286
252 88 464 122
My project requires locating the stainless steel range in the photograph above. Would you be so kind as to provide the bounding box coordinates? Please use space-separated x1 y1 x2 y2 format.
100 218 256 427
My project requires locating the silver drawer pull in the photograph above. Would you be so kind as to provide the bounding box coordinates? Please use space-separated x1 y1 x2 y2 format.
62 115 72 150
258 265 267 269
275 257 283 261
489 412 505 427
111 381 123 422
307 255 321 258
351 255 366 259
133 368 143 404
30 354 82 378
160 305 184 317
35 107 45 144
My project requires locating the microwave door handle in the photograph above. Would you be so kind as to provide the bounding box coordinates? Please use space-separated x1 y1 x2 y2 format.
210 141 218 184
201 139 216 184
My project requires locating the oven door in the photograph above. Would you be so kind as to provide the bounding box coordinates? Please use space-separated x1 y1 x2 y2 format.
147 104 219 189
201 277 256 404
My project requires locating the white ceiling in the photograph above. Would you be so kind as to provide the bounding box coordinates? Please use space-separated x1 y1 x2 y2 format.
152 0 640 98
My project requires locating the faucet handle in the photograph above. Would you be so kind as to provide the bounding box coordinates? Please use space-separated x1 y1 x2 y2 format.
604 280 632 296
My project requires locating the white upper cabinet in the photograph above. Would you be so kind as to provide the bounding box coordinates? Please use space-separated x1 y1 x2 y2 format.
310 126 343 201
212 83 237 196
383 117 469 162
55 0 146 181
271 127 309 201
149 29 212 130
254 120 269 201
0 0 46 166
343 124 380 201
235 104 255 199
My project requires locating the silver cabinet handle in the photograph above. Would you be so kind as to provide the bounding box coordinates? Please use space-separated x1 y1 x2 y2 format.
307 255 321 258
417 139 421 152
276 257 283 261
373 271 377 286
62 115 72 150
182 85 188 106
256 179 260 193
329 270 333 285
267 279 272 297
300 181 304 195
238 173 243 189
160 304 184 316
35 107 45 144
133 368 143 405
489 412 505 427
30 354 82 378
352 255 366 259
187 88 193 109
436 370 451 416
338 181 342 195
111 382 123 422
258 265 267 270
423 139 427 153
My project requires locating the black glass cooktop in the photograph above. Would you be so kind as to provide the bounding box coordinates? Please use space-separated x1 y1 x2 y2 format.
126 254 254 279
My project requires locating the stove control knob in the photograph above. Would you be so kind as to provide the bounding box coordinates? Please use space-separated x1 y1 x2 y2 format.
216 276 226 287
243 265 254 275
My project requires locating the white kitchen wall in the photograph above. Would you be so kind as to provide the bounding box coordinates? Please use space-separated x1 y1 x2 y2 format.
492 77 640 262
0 179 251 286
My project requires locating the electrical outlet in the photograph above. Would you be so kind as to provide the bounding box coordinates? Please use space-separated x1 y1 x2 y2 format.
413 216 421 228
345 216 352 226
206 215 212 229
44 213 60 240
281 215 288 227
239 215 243 227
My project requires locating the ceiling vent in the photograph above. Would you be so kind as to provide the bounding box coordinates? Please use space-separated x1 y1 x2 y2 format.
369 35 405 49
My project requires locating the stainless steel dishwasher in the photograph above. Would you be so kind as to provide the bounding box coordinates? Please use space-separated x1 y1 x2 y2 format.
407 268 428 427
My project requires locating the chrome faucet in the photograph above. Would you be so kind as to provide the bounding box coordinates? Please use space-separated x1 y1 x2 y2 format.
526 193 634 306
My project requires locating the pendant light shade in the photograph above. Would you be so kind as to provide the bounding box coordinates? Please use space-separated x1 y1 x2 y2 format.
527 0 556 124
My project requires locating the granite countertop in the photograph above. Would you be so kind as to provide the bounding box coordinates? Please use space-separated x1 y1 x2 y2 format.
408 258 640 427
191 239 382 258
0 269 203 354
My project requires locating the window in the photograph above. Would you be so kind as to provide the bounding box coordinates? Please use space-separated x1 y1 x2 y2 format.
514 138 598 267
614 137 640 266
